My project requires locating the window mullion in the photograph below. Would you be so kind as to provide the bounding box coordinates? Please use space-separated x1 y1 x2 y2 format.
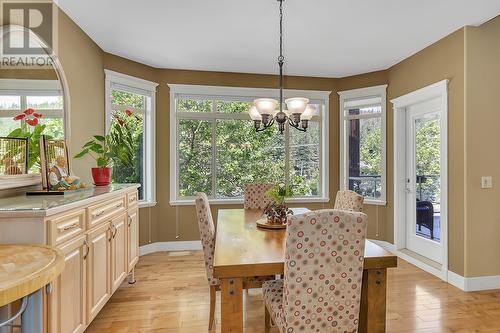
211 101 217 199
21 95 27 131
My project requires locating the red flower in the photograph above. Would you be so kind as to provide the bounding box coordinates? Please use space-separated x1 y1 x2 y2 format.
26 118 39 126
125 109 132 117
118 119 124 127
13 108 42 126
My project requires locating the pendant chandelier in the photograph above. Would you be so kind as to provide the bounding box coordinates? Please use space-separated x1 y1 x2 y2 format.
249 0 314 134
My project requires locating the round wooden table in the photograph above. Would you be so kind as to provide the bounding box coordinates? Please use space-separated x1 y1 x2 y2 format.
0 244 65 332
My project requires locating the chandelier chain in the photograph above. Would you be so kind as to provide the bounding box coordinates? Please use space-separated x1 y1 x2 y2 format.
278 0 284 112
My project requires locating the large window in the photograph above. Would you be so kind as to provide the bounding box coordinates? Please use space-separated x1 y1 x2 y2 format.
169 85 330 204
339 85 387 204
105 70 157 207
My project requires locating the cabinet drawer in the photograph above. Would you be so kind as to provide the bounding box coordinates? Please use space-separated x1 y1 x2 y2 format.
87 196 126 229
48 209 86 246
127 191 138 208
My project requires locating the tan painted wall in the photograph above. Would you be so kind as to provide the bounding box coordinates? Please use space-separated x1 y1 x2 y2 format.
57 9 105 179
388 29 466 276
464 16 500 277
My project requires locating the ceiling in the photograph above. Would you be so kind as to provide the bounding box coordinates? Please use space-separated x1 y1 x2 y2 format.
55 0 500 78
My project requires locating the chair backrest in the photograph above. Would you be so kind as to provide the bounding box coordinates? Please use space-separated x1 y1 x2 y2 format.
243 183 274 209
195 192 216 284
284 209 368 332
334 190 364 212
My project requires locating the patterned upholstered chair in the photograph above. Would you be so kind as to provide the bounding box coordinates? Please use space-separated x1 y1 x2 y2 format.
334 190 364 212
244 183 274 209
195 192 273 331
262 209 368 333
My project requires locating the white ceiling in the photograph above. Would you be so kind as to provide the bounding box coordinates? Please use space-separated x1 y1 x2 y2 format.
55 0 500 78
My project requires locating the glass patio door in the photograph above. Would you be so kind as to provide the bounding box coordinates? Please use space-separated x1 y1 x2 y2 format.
405 98 442 263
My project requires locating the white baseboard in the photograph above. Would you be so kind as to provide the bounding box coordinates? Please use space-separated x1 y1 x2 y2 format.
447 270 466 290
139 241 202 256
448 271 500 291
370 239 500 292
463 275 500 291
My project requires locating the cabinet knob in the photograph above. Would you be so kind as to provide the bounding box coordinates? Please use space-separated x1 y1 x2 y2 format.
46 282 53 294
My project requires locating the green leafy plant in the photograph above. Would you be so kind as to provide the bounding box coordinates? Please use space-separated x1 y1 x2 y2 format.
265 183 292 205
7 108 52 171
74 110 136 168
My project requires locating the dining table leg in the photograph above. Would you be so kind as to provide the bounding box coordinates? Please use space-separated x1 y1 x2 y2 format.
359 268 388 333
220 277 244 333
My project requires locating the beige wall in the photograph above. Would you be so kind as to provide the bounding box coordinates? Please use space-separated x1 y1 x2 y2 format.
57 9 105 179
388 29 467 276
464 17 500 277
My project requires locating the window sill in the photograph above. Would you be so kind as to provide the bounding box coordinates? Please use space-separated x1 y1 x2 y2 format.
364 199 387 206
138 201 157 208
169 197 330 206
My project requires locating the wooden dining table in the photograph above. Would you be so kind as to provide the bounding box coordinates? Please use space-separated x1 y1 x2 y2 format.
213 208 398 333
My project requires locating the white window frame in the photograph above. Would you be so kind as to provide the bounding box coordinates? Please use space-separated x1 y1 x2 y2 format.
0 79 64 118
168 84 331 205
338 84 387 205
105 69 158 208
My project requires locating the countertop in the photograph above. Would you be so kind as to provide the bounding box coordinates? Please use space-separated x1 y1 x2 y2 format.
0 244 65 306
0 183 140 217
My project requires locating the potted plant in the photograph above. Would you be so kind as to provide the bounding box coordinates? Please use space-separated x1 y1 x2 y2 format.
74 110 136 186
264 184 293 224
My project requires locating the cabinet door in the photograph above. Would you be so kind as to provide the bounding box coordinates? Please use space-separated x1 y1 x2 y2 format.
127 207 139 272
87 222 111 322
111 213 127 293
48 235 87 333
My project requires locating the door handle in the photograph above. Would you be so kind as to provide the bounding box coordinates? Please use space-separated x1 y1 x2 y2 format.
83 240 89 260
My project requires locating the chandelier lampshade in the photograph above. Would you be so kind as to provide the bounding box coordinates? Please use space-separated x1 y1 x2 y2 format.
254 98 278 114
301 105 316 121
285 98 309 114
249 106 262 121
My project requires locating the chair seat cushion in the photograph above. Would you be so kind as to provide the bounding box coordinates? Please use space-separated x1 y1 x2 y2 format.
262 279 286 333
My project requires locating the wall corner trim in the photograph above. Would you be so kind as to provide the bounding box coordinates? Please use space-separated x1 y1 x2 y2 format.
139 241 202 256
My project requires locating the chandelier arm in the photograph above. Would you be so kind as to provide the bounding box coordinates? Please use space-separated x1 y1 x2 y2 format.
264 117 275 129
288 118 307 132
287 116 298 127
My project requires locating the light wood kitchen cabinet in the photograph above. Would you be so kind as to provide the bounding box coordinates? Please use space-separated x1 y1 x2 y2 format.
127 207 139 272
86 221 112 322
48 234 87 333
0 185 140 333
110 213 127 293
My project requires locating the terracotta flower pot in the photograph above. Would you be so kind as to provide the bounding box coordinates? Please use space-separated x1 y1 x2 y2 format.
91 167 112 186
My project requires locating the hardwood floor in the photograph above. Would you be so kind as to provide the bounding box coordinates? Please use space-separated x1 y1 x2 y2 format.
85 251 500 333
